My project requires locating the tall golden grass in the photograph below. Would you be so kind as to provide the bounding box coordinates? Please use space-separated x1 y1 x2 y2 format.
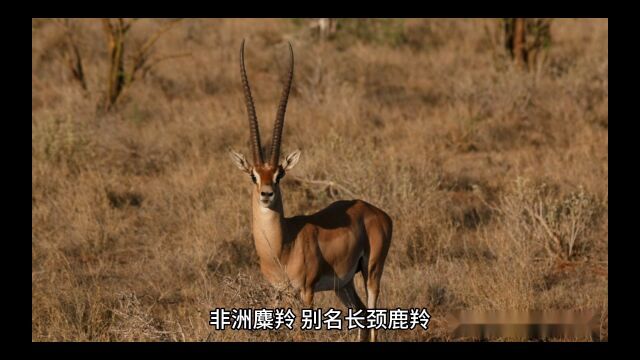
32 18 608 341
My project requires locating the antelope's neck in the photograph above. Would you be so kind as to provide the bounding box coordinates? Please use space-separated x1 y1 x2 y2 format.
251 190 287 285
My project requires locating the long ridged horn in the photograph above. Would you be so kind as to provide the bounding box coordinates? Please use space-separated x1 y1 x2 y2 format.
240 39 264 164
269 42 294 166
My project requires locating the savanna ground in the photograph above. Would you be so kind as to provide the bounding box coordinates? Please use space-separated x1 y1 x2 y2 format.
32 18 608 341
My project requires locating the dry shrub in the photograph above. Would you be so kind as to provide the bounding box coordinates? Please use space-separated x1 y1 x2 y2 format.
32 113 91 169
499 178 605 261
109 293 176 341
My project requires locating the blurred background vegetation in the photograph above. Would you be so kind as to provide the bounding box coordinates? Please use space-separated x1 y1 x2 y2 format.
32 18 608 342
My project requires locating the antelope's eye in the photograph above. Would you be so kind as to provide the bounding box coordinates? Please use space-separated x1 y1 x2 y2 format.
275 170 285 183
250 174 257 184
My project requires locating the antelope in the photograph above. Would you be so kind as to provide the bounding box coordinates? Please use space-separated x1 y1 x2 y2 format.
228 40 393 342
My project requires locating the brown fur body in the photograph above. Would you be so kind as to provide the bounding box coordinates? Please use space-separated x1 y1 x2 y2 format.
248 164 393 342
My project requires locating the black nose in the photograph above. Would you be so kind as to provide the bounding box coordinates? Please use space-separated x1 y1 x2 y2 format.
261 191 274 197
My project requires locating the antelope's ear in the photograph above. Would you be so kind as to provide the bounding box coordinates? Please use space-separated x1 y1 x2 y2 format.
282 149 301 171
228 149 251 173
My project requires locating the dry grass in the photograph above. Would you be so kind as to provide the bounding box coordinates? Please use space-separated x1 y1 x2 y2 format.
32 18 608 342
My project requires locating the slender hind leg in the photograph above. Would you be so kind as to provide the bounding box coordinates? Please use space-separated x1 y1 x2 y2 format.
335 281 368 342
359 256 369 295
367 256 387 342
366 280 380 342
365 215 392 342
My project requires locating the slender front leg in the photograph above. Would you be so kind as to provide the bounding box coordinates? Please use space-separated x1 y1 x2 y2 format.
293 287 315 342
300 287 314 307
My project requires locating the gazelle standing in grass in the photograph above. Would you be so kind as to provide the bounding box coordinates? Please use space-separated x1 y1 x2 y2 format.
228 40 393 342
